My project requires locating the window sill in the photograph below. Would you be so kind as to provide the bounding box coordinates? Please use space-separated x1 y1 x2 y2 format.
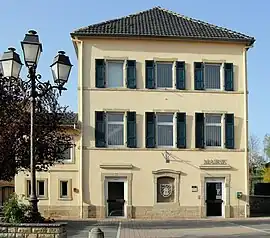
38 197 49 200
58 197 73 201
84 87 245 94
61 160 75 164
87 147 244 152
26 197 48 200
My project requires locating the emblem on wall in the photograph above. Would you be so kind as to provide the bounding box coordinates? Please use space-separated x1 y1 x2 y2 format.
160 184 173 197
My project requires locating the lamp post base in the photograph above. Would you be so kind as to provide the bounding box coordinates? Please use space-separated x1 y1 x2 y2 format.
28 196 41 222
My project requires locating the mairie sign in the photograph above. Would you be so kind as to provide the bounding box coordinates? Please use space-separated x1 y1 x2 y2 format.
204 159 227 165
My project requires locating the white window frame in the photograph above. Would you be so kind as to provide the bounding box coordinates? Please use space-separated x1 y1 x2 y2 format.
203 63 223 91
106 112 126 148
26 179 47 199
155 61 175 89
62 144 75 163
204 113 224 149
156 113 175 148
105 60 126 88
59 180 69 198
37 180 45 198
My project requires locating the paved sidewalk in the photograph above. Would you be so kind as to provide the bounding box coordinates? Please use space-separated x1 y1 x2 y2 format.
65 218 270 237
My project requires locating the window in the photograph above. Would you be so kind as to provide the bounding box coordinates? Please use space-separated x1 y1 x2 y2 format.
156 113 174 147
157 176 175 203
107 113 124 146
26 180 47 198
146 112 186 149
63 145 74 163
205 114 222 147
156 62 173 88
204 63 221 89
107 61 124 88
38 181 45 197
60 181 68 198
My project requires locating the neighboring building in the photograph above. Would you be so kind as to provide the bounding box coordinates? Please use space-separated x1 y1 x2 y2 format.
15 114 80 218
0 180 14 207
17 6 255 219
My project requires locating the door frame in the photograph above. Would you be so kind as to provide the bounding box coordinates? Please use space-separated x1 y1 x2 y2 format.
205 178 225 218
104 177 128 218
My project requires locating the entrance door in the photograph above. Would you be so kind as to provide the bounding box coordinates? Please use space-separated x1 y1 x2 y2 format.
106 180 126 217
206 180 224 217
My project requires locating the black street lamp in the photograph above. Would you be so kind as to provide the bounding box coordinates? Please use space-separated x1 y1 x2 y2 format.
0 30 73 217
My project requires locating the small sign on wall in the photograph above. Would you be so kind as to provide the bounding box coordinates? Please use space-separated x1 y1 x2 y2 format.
192 186 198 192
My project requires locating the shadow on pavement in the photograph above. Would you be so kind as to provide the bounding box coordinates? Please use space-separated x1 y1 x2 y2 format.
59 220 119 237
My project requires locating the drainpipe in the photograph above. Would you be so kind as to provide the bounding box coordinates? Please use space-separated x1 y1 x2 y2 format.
243 45 252 217
72 37 84 218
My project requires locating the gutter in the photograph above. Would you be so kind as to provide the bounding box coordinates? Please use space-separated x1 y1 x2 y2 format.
243 44 253 217
71 37 84 218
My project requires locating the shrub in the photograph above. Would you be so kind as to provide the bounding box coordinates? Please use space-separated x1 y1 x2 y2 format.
2 193 55 223
2 194 31 223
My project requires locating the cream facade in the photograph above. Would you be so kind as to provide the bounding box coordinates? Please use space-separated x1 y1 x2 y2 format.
15 7 255 219
73 38 251 219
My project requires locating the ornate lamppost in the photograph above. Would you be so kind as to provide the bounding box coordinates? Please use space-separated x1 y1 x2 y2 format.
0 30 73 216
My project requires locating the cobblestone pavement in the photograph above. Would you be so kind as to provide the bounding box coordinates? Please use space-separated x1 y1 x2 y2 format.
65 218 270 238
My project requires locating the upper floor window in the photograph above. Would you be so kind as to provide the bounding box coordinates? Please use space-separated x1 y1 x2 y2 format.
156 113 174 147
204 63 221 89
95 111 137 148
194 62 234 91
195 113 235 149
58 143 74 163
146 112 186 149
146 60 185 90
156 62 173 88
205 114 222 147
107 113 124 146
95 59 136 89
107 61 124 88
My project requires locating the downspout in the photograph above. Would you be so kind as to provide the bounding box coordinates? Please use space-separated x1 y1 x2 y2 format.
72 37 84 218
243 45 252 217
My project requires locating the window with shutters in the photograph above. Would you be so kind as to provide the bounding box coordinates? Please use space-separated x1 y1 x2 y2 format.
156 62 173 88
156 113 174 147
106 61 124 88
204 63 221 89
205 114 223 147
107 113 125 147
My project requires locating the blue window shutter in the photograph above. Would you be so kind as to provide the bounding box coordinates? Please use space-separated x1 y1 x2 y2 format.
146 112 155 148
225 114 234 149
145 60 155 89
177 112 186 148
194 62 204 90
95 111 106 147
224 63 234 91
95 59 105 88
195 113 204 148
127 112 137 148
127 60 136 89
176 61 185 90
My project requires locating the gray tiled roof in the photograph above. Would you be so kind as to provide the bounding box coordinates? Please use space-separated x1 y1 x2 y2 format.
71 6 255 45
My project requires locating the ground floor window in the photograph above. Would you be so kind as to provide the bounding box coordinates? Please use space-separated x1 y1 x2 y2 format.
59 179 72 200
26 180 47 199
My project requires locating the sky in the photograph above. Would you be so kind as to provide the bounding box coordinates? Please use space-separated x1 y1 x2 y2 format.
0 0 268 145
